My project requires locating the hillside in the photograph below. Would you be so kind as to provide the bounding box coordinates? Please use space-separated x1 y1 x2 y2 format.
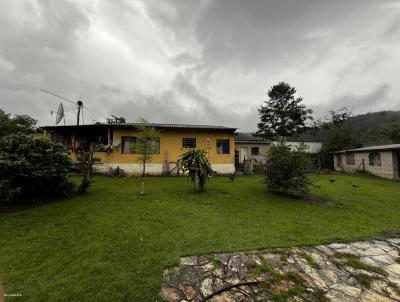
293 110 400 145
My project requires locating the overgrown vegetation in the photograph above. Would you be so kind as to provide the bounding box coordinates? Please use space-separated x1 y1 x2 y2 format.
263 139 311 196
0 134 73 201
178 148 212 192
0 109 38 137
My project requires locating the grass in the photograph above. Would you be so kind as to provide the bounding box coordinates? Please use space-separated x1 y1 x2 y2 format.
0 173 399 301
333 252 388 276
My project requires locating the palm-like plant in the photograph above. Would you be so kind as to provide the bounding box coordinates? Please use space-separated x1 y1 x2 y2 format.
178 149 212 192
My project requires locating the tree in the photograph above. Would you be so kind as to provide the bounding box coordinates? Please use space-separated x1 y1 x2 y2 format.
318 107 358 168
178 149 212 192
0 134 73 201
130 119 160 195
380 122 400 143
257 82 313 140
106 115 126 124
0 109 37 137
263 139 311 196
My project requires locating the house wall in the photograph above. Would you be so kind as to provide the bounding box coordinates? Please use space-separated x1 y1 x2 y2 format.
333 151 397 179
70 128 235 175
235 143 270 164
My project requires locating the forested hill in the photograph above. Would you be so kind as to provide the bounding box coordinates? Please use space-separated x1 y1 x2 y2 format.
293 110 400 145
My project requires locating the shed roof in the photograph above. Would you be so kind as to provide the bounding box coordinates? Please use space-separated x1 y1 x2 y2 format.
332 144 400 153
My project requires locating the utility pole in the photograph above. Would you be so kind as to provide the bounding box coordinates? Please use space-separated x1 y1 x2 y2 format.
77 100 83 126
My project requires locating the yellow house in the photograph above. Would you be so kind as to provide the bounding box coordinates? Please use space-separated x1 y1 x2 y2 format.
42 123 237 174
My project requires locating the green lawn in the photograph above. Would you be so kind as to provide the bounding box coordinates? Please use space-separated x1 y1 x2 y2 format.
0 173 399 301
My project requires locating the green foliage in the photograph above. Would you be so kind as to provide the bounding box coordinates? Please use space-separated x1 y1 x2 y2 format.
178 149 212 192
106 115 126 124
130 119 160 195
0 109 37 137
77 145 95 194
0 133 73 201
380 122 400 143
257 82 313 140
263 139 311 195
319 107 358 153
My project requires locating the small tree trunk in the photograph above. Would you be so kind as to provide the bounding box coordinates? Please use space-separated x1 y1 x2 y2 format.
141 150 146 195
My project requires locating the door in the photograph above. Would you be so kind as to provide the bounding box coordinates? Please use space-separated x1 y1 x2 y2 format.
337 154 343 170
240 147 248 164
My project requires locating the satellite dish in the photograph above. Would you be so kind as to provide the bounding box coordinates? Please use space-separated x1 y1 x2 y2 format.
55 103 64 125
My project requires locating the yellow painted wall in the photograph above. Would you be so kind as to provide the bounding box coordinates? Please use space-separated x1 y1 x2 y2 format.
71 128 235 165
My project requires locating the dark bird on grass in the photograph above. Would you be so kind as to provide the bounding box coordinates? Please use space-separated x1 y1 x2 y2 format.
348 180 360 188
329 179 336 183
228 173 236 182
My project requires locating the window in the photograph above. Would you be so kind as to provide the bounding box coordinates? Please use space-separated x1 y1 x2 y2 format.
345 153 355 165
251 147 259 155
369 152 381 166
149 138 160 154
182 138 196 148
217 139 230 154
121 136 136 154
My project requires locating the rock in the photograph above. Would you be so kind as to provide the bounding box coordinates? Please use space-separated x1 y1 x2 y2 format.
360 290 392 302
329 284 362 297
328 243 347 250
386 263 400 276
372 254 395 265
362 247 386 256
200 278 214 297
178 284 197 300
326 289 356 302
160 286 182 302
180 256 198 266
386 285 400 300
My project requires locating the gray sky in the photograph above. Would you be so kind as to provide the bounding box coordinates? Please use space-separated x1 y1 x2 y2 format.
1 0 399 131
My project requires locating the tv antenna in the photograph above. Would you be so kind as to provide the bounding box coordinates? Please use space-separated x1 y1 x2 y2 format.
52 103 65 125
41 89 84 126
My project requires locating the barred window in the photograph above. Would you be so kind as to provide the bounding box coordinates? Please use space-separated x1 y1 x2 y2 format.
369 152 381 166
345 153 355 165
182 138 196 148
251 147 259 155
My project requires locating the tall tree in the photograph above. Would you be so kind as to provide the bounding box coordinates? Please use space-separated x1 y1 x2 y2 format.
318 107 358 168
130 119 160 195
257 82 313 140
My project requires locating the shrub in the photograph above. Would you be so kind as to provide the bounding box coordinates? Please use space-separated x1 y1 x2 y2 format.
178 149 212 192
0 134 73 201
263 139 311 196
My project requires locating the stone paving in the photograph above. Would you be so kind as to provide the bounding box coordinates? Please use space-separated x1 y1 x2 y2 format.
161 238 400 302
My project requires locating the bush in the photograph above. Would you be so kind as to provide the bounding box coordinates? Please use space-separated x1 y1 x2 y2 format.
178 149 212 192
263 139 311 196
0 134 73 201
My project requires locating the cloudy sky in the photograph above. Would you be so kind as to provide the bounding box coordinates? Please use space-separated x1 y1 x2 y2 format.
1 0 399 131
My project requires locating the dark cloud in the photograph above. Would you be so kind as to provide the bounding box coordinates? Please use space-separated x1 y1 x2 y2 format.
1 0 399 132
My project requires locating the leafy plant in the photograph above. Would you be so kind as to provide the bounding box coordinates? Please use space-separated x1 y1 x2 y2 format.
178 149 212 192
263 139 311 196
0 133 73 201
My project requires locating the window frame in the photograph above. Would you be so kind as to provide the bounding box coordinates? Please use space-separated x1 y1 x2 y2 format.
345 153 355 165
121 136 137 154
216 139 230 154
368 152 381 166
182 137 196 148
251 147 260 156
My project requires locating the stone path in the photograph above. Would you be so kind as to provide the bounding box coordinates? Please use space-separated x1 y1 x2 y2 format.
161 238 400 301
